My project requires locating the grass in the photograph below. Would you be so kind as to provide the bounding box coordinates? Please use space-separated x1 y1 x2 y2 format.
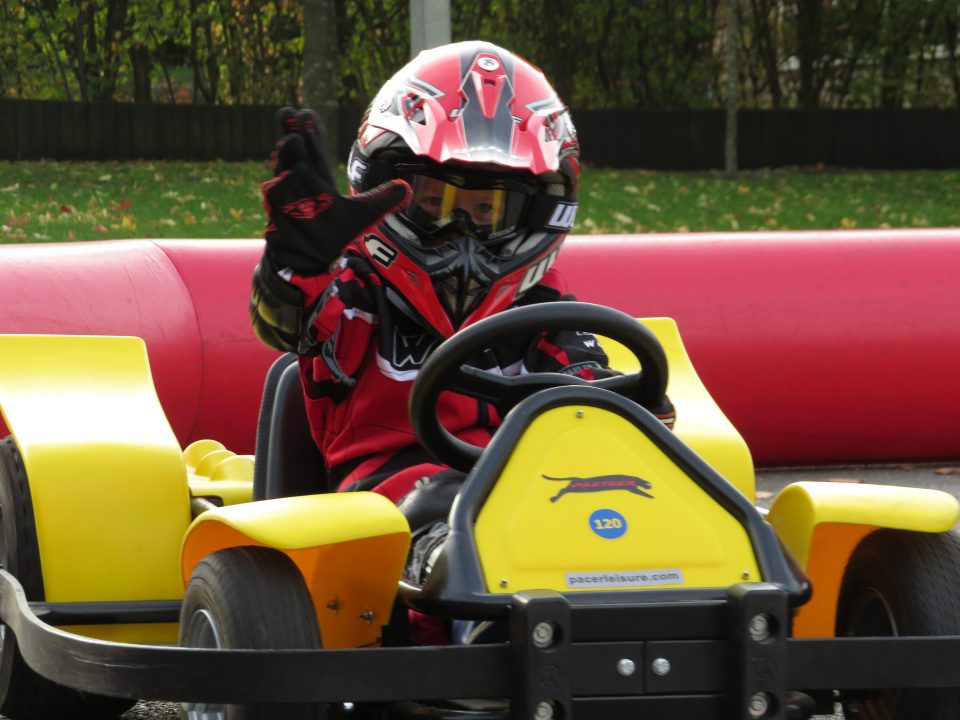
0 161 267 243
578 167 960 233
1 161 958 243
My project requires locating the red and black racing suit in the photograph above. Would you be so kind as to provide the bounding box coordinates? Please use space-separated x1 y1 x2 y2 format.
252 245 675 640
266 249 646 504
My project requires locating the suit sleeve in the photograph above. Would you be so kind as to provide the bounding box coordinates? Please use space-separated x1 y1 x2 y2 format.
248 247 343 354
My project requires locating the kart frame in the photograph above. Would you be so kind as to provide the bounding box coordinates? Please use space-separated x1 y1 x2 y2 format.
5 570 960 719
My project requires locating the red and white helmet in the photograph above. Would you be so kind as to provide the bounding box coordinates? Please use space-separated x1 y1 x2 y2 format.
347 41 580 337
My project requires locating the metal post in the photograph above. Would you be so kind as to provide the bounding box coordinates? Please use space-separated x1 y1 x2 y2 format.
410 0 452 57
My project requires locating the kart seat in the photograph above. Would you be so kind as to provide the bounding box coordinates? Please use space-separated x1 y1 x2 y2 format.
252 352 327 500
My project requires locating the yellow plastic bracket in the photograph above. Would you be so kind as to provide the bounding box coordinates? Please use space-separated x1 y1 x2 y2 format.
0 335 191 604
182 492 410 648
183 439 254 506
767 481 959 637
600 318 755 498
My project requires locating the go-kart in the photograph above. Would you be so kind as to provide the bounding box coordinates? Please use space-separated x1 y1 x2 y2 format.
1 301 959 720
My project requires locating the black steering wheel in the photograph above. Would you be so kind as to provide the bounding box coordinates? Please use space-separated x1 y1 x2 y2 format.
409 302 669 472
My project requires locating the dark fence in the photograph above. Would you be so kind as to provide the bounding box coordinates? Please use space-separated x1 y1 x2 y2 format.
0 100 366 165
3 99 960 169
574 108 960 170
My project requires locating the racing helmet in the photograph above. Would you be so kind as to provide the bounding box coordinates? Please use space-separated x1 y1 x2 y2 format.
347 41 580 336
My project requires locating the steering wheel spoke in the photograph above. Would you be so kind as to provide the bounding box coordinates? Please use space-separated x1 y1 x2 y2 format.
453 366 590 416
450 365 515 404
593 371 643 396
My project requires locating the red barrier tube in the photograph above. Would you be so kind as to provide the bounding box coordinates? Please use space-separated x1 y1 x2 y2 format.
0 240 277 454
1 231 957 465
559 230 960 465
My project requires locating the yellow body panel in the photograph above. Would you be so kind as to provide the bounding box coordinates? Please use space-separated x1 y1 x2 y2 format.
184 439 254 506
61 623 179 644
474 405 760 593
767 482 959 637
182 493 410 648
601 318 755 499
0 335 191 603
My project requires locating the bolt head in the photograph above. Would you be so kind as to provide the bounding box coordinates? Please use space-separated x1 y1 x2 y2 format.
616 658 636 676
748 613 771 642
748 691 770 718
534 700 554 720
532 621 555 648
651 657 671 676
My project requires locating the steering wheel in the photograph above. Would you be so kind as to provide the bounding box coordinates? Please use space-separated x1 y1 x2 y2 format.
409 302 669 472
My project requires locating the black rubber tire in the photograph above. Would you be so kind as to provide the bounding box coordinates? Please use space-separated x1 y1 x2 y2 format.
0 436 136 720
836 528 960 720
179 546 324 720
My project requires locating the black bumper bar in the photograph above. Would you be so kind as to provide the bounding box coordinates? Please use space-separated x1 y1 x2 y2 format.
5 572 960 719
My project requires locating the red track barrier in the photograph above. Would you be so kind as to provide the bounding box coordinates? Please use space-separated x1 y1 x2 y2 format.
1 231 958 465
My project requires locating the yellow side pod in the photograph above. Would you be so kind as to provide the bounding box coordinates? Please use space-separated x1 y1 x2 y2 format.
601 318 755 499
474 404 760 594
0 335 191 642
767 481 959 637
182 492 410 648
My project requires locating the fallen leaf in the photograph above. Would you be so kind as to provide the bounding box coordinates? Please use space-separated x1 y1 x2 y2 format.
737 184 750 195
934 467 960 476
840 217 857 229
228 208 244 220
59 204 73 214
7 213 28 227
110 197 134 211
92 224 108 234
827 477 863 483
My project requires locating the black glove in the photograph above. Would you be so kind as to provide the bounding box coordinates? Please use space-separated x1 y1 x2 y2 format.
261 107 411 276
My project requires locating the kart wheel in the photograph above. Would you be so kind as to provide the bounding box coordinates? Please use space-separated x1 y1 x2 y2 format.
179 546 324 720
0 436 136 720
836 529 960 720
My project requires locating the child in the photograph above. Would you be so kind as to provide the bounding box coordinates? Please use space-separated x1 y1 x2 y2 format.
250 41 674 587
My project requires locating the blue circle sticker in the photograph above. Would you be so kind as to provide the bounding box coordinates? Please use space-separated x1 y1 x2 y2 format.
589 509 628 539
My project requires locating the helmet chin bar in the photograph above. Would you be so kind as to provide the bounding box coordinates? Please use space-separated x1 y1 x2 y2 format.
433 235 497 328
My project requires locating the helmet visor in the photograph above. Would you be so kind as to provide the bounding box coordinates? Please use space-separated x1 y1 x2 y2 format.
396 165 535 246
